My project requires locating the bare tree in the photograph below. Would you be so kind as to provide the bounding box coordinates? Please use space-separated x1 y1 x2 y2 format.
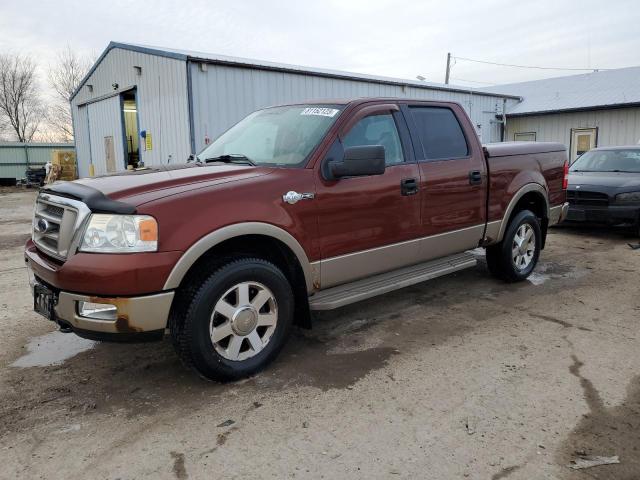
47 46 92 141
0 53 43 142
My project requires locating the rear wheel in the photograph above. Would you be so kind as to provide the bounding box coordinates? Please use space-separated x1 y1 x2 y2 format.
170 258 294 381
486 209 541 282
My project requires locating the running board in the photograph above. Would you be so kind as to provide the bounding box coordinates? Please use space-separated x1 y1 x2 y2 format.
309 252 477 311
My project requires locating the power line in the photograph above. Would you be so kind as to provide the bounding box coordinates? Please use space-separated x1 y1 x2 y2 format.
453 56 608 72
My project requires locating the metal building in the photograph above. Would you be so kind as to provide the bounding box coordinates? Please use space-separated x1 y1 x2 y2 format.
0 142 74 183
485 67 640 163
70 42 520 177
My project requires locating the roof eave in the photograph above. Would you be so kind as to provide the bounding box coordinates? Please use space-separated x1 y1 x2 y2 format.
506 101 640 117
71 41 522 102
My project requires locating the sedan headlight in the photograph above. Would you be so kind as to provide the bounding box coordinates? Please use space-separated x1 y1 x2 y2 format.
615 191 640 204
80 214 158 253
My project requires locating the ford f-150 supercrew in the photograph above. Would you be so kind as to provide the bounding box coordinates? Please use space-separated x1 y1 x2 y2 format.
25 98 569 380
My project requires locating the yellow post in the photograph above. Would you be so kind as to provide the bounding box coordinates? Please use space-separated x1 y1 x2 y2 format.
89 164 95 176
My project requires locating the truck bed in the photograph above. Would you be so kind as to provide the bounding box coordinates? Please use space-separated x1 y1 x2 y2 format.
483 142 567 224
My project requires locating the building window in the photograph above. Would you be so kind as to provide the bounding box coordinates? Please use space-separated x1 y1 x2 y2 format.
514 132 536 141
570 127 597 163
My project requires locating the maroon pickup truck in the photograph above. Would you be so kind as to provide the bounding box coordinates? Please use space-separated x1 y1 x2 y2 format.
25 98 568 380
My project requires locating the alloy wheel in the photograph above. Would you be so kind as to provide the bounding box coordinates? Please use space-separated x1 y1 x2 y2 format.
512 223 536 271
209 281 278 361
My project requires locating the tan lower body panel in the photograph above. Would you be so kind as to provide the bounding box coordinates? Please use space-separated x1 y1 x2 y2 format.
320 224 484 289
55 291 175 333
310 252 477 310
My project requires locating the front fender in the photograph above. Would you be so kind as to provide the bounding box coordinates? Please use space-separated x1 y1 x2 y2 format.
163 222 316 292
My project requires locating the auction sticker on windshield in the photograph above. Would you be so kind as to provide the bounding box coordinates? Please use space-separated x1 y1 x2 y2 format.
300 107 340 117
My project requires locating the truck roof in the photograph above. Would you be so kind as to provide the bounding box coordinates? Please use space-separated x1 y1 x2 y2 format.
269 97 463 108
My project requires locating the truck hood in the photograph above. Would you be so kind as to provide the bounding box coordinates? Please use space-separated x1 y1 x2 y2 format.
568 171 640 189
69 163 274 205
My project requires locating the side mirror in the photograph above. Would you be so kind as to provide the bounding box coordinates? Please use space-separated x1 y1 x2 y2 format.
330 145 386 178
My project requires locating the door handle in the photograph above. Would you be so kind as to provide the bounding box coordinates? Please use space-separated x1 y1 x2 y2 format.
401 178 419 196
468 170 483 185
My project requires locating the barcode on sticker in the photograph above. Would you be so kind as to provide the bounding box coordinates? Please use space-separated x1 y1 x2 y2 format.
300 107 339 117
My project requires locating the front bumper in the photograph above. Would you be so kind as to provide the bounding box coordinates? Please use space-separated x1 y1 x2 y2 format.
54 290 174 337
25 241 176 341
565 203 640 226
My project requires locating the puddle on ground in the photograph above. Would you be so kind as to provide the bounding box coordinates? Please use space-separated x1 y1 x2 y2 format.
528 262 587 286
11 331 97 368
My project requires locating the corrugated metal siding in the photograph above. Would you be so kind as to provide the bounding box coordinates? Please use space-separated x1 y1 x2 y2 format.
86 96 125 175
0 143 74 180
190 62 512 152
506 107 640 148
71 48 191 171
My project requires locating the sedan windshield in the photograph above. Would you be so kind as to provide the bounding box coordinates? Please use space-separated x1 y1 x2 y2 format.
571 149 640 173
198 105 344 168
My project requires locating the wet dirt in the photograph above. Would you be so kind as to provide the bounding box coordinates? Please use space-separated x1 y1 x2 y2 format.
0 234 30 250
170 451 188 480
559 356 640 479
1 191 639 479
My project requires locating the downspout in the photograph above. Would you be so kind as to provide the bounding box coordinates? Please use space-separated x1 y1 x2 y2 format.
501 98 508 142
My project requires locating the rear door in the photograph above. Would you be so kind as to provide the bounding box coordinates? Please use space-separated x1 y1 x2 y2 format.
315 103 422 288
401 102 487 262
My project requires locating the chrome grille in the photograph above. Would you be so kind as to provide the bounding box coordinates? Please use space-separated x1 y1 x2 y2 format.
32 193 91 261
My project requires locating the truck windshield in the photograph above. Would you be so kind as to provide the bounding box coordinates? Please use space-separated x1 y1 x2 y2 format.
571 149 640 173
198 105 344 168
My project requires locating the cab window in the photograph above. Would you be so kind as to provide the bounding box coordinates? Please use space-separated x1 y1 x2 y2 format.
409 107 469 160
342 114 404 166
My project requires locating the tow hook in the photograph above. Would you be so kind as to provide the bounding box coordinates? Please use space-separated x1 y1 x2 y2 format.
57 320 73 333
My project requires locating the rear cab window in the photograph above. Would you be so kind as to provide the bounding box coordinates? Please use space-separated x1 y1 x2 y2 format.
408 106 469 160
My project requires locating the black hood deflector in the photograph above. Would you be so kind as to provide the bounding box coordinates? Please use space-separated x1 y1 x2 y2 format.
42 182 136 214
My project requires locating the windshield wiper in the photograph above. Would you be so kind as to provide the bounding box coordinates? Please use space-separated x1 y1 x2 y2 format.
203 154 256 166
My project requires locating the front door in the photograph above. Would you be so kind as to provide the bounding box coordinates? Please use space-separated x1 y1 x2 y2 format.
315 105 421 288
402 103 487 262
570 128 597 163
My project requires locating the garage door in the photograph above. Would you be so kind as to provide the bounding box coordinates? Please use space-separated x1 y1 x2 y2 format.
87 96 125 175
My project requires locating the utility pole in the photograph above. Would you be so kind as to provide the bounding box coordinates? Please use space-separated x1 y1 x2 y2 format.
445 52 451 84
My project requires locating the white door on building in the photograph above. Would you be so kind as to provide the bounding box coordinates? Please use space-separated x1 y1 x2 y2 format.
87 96 125 175
570 128 597 163
75 105 91 178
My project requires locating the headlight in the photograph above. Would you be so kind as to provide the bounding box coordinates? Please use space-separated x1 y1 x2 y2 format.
615 191 640 204
79 214 158 253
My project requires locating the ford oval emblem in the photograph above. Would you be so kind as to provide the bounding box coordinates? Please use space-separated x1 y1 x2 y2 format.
36 218 50 233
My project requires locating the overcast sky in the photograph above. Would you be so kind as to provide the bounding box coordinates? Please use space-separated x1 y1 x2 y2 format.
1 0 638 91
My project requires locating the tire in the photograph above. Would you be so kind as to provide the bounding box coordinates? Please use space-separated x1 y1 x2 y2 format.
170 258 294 381
486 209 541 283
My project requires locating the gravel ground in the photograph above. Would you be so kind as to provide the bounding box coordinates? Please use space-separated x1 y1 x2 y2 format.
0 188 639 480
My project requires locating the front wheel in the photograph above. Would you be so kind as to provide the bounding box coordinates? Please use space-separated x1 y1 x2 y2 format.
170 258 294 381
486 209 541 282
